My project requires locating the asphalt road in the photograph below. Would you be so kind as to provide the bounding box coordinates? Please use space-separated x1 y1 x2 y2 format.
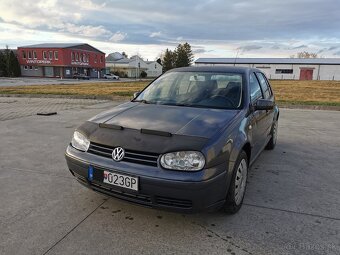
0 77 139 87
0 97 339 255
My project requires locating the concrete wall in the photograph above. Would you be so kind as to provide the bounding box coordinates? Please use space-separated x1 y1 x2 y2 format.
195 63 340 80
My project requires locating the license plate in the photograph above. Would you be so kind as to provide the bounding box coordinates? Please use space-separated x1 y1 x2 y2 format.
103 171 138 191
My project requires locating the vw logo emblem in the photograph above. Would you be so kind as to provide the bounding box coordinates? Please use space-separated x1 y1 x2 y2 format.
112 147 125 162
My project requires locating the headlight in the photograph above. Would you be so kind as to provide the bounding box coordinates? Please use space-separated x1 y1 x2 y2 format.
71 131 90 152
160 151 205 171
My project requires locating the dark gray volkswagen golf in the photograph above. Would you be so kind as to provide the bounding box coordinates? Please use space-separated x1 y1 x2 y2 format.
65 66 279 214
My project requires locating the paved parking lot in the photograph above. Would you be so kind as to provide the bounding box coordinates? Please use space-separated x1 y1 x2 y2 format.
0 98 339 255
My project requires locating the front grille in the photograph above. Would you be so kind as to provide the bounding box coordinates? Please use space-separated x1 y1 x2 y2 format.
156 196 193 208
88 142 159 167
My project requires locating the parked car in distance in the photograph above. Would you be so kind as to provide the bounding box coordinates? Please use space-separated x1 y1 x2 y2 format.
104 73 120 80
73 73 90 80
65 66 279 214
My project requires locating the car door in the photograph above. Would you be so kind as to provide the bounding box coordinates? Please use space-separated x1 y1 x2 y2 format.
255 72 275 141
249 72 266 160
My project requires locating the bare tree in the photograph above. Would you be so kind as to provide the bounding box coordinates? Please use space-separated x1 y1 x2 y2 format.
292 51 318 58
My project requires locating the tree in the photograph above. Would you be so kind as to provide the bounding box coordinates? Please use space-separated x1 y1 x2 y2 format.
0 51 6 76
0 46 21 77
9 50 21 77
182 42 194 65
162 49 175 72
292 51 318 58
4 46 10 76
174 43 194 68
161 42 195 72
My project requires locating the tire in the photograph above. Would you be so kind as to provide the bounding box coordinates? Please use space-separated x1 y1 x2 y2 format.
222 151 248 214
265 119 278 150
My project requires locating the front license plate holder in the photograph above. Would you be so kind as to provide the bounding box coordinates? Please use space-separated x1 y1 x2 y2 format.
102 170 139 191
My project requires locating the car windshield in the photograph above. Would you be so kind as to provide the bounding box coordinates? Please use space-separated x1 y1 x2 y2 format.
135 71 243 109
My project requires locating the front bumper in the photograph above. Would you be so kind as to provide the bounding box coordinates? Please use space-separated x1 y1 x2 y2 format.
65 145 229 213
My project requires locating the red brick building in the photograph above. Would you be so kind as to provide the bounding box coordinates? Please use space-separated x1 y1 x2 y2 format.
17 43 105 78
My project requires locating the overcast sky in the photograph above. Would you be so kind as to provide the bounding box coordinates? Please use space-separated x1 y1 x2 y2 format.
1 0 340 60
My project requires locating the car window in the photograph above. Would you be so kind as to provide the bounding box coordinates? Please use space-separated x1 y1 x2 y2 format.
249 73 263 102
136 71 243 109
256 72 271 99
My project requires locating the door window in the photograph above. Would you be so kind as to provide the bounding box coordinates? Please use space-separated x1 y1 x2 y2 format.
250 73 263 102
256 73 271 99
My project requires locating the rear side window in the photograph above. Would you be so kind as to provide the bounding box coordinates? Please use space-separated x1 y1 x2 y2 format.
256 73 272 99
249 73 263 102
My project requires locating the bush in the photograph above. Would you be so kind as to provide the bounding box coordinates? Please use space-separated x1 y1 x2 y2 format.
140 71 147 78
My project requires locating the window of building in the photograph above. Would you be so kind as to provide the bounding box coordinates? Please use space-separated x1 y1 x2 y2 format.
275 69 293 74
82 53 85 62
94 55 97 63
256 72 272 99
87 54 90 62
249 72 263 102
29 66 33 70
49 51 53 60
43 51 47 59
28 51 32 59
71 52 75 61
34 66 38 70
22 51 26 59
100 56 103 63
24 66 28 70
33 51 37 59
54 51 58 60
76 53 79 61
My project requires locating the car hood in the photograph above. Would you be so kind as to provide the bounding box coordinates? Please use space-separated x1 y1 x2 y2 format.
89 102 240 139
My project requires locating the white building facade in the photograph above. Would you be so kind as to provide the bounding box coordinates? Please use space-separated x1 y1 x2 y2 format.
106 53 162 78
195 58 340 80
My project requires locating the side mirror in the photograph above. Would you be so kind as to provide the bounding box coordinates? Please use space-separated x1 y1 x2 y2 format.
133 91 140 98
254 99 274 111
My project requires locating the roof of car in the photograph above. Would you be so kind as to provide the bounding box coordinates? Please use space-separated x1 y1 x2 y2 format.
168 66 258 73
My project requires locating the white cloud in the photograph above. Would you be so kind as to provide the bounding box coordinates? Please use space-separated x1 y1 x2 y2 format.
59 23 112 37
109 31 127 42
150 31 162 38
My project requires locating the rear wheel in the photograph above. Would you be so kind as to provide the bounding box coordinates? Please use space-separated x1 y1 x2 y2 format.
222 151 248 214
265 120 278 150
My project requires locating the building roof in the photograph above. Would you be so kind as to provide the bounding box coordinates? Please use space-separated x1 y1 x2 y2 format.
169 66 255 74
18 43 104 54
195 57 340 65
106 52 124 61
114 58 132 64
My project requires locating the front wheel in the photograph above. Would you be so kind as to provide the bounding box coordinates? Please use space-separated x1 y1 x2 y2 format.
222 151 248 214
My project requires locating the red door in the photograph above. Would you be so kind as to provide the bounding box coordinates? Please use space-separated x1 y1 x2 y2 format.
299 69 313 80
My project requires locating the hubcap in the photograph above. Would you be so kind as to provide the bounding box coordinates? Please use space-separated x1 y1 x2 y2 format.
234 159 248 205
